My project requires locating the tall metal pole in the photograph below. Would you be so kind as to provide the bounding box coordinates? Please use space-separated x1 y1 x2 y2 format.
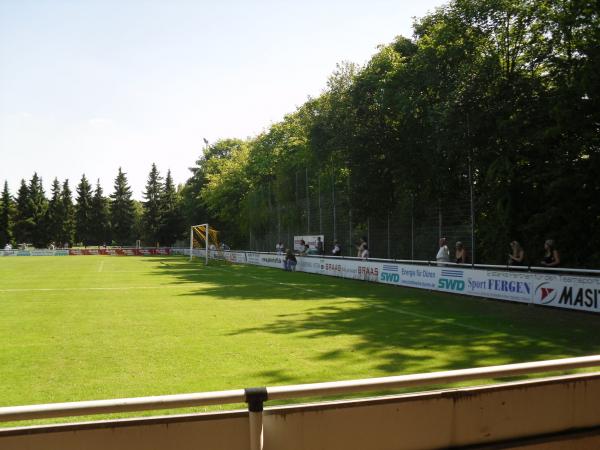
306 167 310 233
387 213 390 259
411 194 415 260
332 171 337 241
467 112 475 264
318 174 322 235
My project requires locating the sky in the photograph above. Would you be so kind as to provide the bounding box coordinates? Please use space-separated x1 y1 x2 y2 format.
0 0 446 199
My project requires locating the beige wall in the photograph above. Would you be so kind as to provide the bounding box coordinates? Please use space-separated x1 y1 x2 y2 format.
2 373 599 450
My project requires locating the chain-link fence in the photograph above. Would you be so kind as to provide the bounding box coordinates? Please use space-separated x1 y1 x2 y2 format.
246 169 474 263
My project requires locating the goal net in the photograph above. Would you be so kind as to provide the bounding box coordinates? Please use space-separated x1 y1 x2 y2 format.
189 224 223 264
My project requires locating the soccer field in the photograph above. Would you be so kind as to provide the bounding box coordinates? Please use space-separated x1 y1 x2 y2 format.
1 256 599 420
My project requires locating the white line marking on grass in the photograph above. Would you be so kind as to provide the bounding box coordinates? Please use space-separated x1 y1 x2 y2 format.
0 285 195 293
97 261 104 272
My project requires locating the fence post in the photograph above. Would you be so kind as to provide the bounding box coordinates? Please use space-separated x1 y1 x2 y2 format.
245 387 268 450
306 168 310 234
438 200 442 241
411 194 415 260
332 171 337 241
387 212 390 259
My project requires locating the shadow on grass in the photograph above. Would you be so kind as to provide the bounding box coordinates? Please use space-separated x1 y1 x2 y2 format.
149 257 600 384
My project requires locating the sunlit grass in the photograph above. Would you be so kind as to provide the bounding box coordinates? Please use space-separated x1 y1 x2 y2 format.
0 255 598 427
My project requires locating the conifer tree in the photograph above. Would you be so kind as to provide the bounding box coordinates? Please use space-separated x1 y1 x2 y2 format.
142 163 163 245
75 174 94 245
59 179 75 246
90 180 111 245
12 179 30 244
0 181 14 247
110 168 135 245
45 178 63 246
159 169 183 246
27 173 48 247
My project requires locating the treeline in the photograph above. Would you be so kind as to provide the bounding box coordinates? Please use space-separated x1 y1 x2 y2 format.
181 0 600 266
0 165 184 248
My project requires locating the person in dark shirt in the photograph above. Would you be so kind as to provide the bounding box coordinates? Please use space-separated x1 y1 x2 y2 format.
284 249 297 271
541 239 560 267
316 237 324 255
508 241 525 266
455 241 467 264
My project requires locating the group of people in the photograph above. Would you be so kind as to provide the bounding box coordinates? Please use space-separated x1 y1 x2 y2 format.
507 239 560 267
435 238 467 265
436 238 561 267
279 235 561 269
277 236 365 271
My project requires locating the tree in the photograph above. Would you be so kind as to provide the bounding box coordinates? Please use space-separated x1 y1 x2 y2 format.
27 173 48 248
90 180 111 245
110 168 135 245
45 178 63 246
158 170 184 246
0 181 14 246
12 179 30 244
75 175 94 245
142 163 163 245
59 179 75 246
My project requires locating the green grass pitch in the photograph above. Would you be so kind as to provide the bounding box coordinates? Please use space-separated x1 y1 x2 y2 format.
1 255 599 424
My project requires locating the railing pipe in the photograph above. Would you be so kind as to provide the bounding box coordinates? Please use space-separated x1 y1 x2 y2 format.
267 355 600 401
1 355 599 423
0 389 246 423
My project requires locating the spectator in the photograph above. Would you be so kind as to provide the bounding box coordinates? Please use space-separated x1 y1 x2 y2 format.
360 244 369 260
455 241 467 264
316 237 324 255
436 238 450 265
508 241 525 266
284 249 297 271
275 241 284 254
332 241 341 256
541 239 560 267
356 237 368 258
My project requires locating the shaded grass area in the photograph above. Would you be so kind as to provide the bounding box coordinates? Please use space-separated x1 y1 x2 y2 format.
0 256 598 427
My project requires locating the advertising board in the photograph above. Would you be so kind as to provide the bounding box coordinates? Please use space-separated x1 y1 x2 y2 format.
293 235 325 253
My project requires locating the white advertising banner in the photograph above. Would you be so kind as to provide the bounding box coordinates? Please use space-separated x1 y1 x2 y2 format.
530 274 600 313
293 235 325 253
226 252 600 314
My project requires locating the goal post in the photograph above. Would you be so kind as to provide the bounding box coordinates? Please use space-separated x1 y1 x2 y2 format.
190 224 222 265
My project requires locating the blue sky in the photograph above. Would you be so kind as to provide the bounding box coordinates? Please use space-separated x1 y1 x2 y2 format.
0 0 446 199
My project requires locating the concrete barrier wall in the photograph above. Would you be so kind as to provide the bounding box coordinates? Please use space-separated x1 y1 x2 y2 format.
2 373 599 450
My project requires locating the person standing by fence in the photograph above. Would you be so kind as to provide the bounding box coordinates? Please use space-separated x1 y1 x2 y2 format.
455 241 467 264
508 241 525 266
436 238 450 265
541 240 560 267
284 249 297 271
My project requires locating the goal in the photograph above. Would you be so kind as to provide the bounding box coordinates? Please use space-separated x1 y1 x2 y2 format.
189 224 222 264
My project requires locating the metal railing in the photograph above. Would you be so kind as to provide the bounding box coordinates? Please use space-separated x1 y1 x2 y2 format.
2 355 600 450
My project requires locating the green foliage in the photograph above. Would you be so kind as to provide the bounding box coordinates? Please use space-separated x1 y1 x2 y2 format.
191 0 599 266
158 170 184 246
75 175 95 245
142 163 163 245
110 168 136 245
0 181 14 247
89 180 111 245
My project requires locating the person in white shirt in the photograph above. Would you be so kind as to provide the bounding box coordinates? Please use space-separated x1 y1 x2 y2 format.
436 238 450 265
275 242 284 254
